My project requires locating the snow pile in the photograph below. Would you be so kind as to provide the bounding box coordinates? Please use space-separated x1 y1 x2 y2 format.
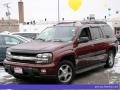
0 70 9 77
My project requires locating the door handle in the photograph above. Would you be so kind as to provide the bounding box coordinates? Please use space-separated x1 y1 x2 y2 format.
91 44 94 47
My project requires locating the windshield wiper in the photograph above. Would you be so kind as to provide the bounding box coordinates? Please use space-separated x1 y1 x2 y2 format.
36 38 63 42
53 39 64 42
36 38 45 41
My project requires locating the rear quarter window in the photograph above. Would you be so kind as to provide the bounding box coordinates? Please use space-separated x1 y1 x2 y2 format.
101 25 114 38
0 36 2 45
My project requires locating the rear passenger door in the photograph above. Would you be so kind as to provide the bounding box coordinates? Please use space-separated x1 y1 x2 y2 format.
90 26 107 64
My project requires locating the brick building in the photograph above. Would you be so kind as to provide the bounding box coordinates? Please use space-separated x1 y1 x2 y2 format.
0 19 19 33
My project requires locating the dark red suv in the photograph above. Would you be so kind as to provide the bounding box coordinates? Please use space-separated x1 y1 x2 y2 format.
3 20 118 84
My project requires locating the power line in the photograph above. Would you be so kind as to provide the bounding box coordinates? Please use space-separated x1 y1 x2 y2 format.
3 3 11 31
3 3 11 20
58 0 60 23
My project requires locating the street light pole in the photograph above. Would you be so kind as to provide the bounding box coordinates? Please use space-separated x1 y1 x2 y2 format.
58 0 60 22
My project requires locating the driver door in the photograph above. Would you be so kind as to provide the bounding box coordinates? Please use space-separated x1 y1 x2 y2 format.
75 27 95 69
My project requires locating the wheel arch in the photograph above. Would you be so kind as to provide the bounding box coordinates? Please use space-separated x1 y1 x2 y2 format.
108 46 117 56
59 53 76 67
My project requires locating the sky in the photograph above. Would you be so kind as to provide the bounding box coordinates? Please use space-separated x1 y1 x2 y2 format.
0 0 120 22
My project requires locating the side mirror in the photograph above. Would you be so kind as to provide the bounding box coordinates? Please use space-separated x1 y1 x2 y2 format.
32 37 35 40
78 37 89 43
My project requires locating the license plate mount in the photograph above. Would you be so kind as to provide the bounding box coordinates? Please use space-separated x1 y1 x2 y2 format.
14 67 23 74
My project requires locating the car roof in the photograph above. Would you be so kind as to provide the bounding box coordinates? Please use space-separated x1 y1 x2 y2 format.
12 32 39 34
0 34 21 38
0 33 11 36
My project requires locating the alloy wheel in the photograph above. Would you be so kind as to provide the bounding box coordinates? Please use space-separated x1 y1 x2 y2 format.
58 64 73 83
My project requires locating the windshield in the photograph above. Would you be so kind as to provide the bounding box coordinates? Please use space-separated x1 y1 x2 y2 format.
36 26 76 42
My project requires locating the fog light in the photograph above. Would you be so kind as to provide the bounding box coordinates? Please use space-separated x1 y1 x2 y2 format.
41 69 46 73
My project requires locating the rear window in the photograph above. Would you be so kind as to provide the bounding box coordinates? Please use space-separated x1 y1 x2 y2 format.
13 33 38 39
101 25 114 38
3 36 21 45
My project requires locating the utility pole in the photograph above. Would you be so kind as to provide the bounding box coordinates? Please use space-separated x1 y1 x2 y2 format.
58 0 60 23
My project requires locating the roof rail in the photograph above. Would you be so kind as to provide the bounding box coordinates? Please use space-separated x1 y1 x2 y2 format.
54 20 107 27
58 21 76 24
81 20 107 24
55 21 77 26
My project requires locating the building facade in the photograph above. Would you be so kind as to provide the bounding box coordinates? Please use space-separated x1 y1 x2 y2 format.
0 19 19 33
111 16 120 35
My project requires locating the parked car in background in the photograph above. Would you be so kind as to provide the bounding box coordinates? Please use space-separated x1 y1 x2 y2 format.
14 35 32 42
0 34 30 63
12 32 39 40
115 34 120 44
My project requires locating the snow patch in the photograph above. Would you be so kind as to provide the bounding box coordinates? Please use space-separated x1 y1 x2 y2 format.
0 70 10 78
105 66 120 74
111 67 120 74
115 53 120 59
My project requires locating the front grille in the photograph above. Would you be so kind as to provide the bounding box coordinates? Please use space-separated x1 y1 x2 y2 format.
10 59 36 64
9 52 37 64
11 52 37 57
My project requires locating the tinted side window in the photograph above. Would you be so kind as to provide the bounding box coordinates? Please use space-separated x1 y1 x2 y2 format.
90 27 101 39
3 36 21 45
0 36 2 45
101 25 114 38
80 27 92 40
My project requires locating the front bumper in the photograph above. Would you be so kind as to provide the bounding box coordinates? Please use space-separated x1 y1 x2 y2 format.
3 59 58 77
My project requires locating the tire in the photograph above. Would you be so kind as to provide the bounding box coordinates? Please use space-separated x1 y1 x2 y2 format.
105 50 115 68
56 60 75 84
13 75 26 80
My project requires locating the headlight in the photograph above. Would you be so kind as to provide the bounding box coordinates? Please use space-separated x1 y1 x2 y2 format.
6 50 11 60
36 53 52 64
6 50 11 55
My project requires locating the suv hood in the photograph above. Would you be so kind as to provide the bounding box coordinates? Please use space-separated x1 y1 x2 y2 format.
10 40 71 53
